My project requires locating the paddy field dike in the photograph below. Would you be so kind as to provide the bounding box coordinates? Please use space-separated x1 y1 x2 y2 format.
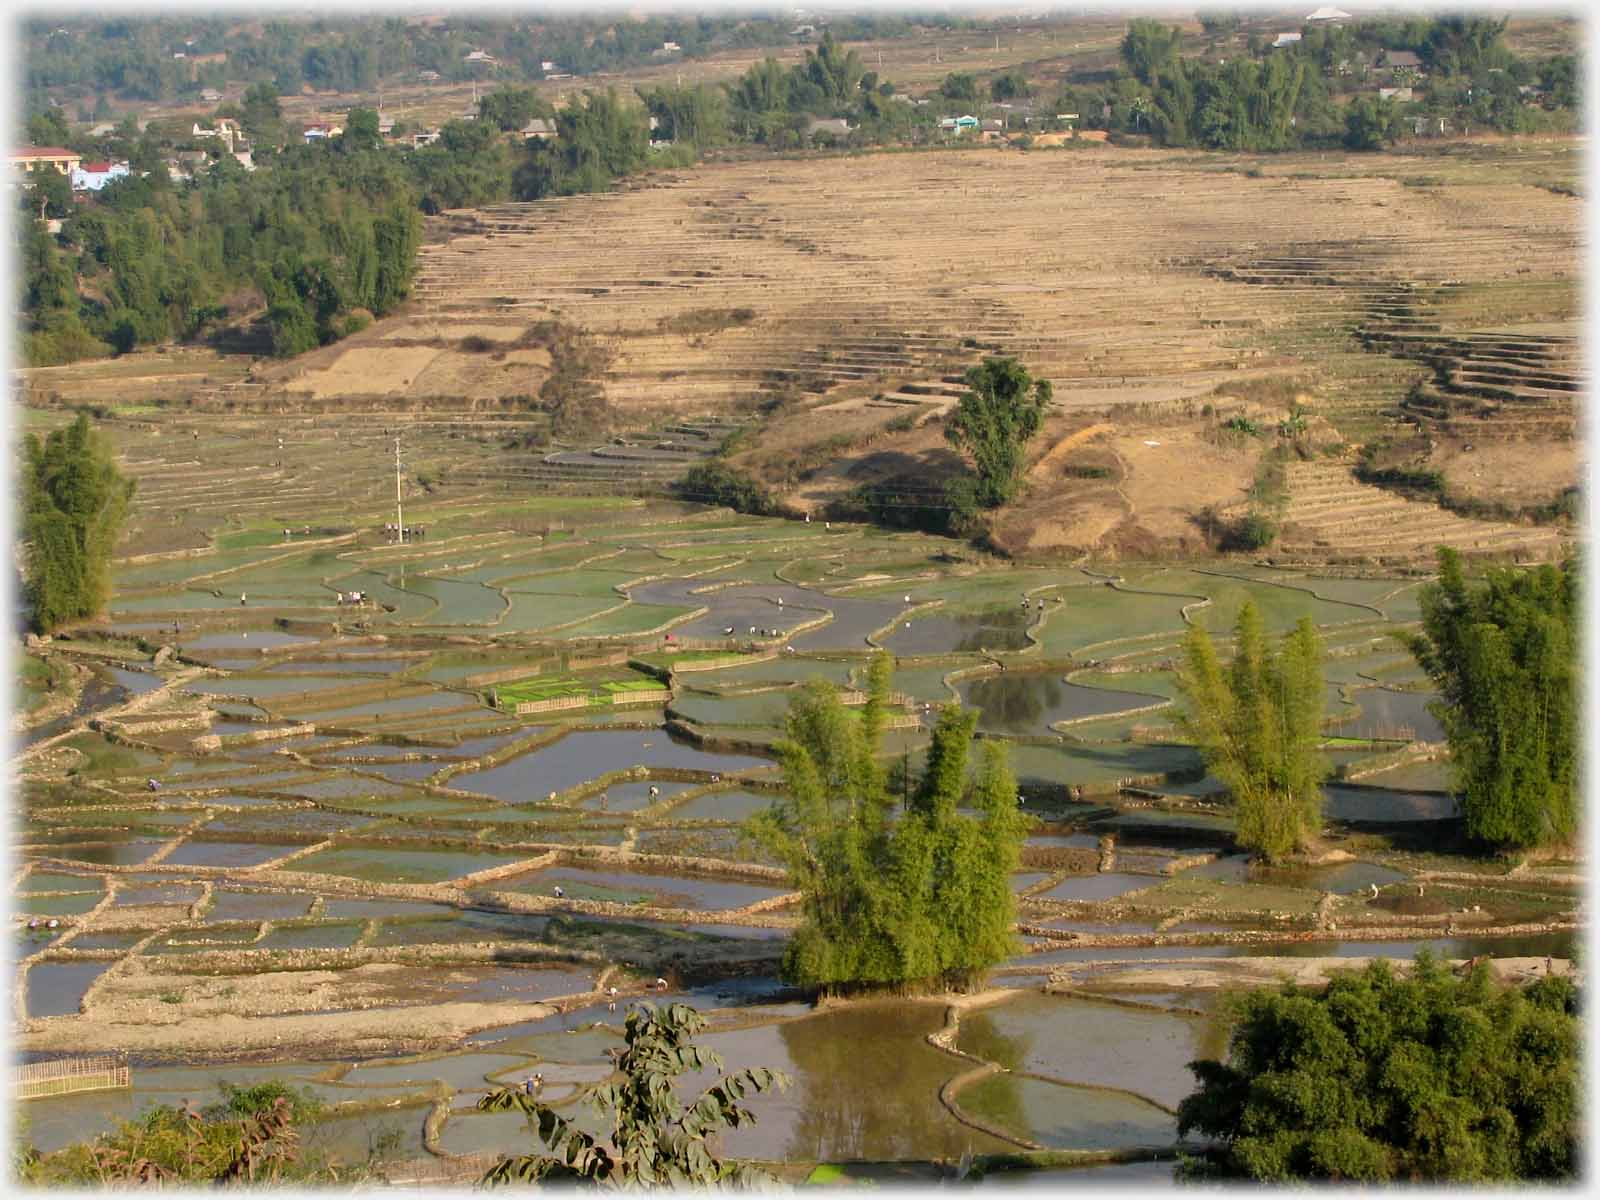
13 136 1582 1182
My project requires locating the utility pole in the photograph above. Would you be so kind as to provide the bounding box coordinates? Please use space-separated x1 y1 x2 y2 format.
394 433 405 543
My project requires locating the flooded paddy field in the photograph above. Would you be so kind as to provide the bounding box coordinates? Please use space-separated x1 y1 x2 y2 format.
16 480 1579 1177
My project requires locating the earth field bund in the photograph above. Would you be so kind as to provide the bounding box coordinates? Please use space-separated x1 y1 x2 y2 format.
15 442 1582 1174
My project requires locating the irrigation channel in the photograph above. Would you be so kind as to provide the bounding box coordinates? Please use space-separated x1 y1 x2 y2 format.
15 485 1580 1183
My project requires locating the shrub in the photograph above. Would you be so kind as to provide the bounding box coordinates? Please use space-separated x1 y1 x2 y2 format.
674 461 776 515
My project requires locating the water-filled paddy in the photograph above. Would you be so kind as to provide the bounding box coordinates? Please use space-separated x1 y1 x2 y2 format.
163 840 295 869
27 961 115 1018
880 607 1032 655
204 890 315 922
451 729 770 801
254 921 366 951
667 789 779 822
958 673 1165 736
1035 873 1160 903
957 991 1216 1109
674 1004 1015 1162
958 1073 1178 1150
285 844 528 885
483 865 787 911
1324 785 1459 823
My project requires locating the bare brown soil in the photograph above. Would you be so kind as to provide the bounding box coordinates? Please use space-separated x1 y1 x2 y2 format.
1426 436 1579 508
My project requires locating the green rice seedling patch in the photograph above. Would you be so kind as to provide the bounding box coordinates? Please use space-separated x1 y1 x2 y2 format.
1168 569 1374 633
352 794 485 818
398 575 508 625
255 921 366 951
326 571 438 622
1007 741 1203 788
202 807 368 838
284 844 527 885
496 591 625 633
1030 588 1188 656
60 733 165 777
547 604 691 643
284 775 416 800
1125 876 1320 918
503 568 641 600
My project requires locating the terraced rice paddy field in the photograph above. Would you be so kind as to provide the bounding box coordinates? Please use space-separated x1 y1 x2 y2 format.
15 462 1579 1179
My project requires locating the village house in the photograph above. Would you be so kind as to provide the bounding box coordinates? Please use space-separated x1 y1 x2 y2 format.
418 69 441 82
464 49 496 65
1383 49 1424 73
806 116 853 142
938 114 980 134
193 117 247 155
1305 5 1352 21
199 87 223 103
1272 32 1303 49
1378 86 1414 103
70 159 130 191
520 118 557 140
301 123 339 143
11 146 82 176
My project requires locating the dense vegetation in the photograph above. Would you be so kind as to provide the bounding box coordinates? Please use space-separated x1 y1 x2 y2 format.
477 1002 784 1186
17 1080 340 1185
21 414 136 634
1175 602 1327 862
673 461 778 516
1402 549 1577 852
20 14 867 102
749 654 1026 993
1178 955 1579 1182
1097 15 1577 151
20 109 422 365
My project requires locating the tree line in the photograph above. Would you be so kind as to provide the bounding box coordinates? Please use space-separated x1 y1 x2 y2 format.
1095 15 1579 152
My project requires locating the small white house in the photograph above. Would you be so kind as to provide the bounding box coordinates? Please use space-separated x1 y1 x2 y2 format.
1306 6 1352 20
70 160 130 191
1272 32 1303 49
464 49 496 64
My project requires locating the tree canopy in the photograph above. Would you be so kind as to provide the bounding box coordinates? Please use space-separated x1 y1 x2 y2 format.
749 654 1026 993
22 413 136 633
1401 549 1577 851
1175 602 1326 862
943 356 1052 513
1177 955 1580 1182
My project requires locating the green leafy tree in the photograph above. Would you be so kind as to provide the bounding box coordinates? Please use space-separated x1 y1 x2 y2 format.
1178 955 1579 1182
1401 549 1577 851
674 461 776 515
477 1002 786 1186
478 85 550 131
939 72 978 103
1121 18 1183 88
750 654 1025 993
1175 602 1326 862
1344 94 1400 150
943 356 1052 510
21 413 136 633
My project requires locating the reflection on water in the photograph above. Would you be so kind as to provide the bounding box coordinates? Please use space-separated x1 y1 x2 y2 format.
880 607 1032 656
960 673 1164 736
